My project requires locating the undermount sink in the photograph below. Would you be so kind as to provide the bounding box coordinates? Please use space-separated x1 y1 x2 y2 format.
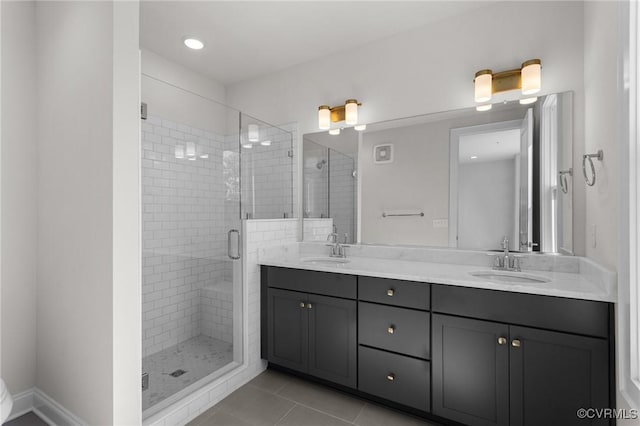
469 270 550 284
300 257 351 265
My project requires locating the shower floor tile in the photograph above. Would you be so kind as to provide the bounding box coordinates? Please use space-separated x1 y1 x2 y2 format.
142 335 233 410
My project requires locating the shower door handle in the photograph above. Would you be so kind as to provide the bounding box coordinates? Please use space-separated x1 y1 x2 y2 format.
228 229 241 260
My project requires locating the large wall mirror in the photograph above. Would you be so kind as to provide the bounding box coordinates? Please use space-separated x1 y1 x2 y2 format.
302 91 574 254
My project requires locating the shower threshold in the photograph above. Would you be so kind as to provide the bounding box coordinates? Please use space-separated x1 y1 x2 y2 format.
142 335 233 412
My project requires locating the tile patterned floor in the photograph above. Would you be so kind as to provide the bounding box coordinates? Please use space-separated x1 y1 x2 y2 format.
188 369 441 426
143 335 233 410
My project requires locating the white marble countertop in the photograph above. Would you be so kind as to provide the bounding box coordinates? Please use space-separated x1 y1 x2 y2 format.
258 243 617 303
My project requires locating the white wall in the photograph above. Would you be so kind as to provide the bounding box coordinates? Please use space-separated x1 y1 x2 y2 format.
226 1 586 251
583 1 619 271
141 49 229 134
0 0 37 396
35 2 140 424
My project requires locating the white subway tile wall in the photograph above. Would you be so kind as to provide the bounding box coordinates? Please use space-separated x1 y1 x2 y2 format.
329 151 356 242
241 123 297 220
142 115 232 357
302 218 335 241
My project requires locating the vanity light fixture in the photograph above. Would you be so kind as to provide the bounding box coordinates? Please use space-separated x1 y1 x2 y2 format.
248 124 259 142
183 37 204 50
473 59 541 106
354 124 367 131
329 128 341 136
317 99 362 130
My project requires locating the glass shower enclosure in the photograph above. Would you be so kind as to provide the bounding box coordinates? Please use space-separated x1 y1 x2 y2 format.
140 74 293 416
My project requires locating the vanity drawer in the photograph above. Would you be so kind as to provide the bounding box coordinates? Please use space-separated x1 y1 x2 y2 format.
432 284 611 338
358 302 430 359
359 345 430 412
359 276 430 310
266 267 357 299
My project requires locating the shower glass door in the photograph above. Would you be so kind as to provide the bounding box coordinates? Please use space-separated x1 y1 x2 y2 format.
140 74 243 416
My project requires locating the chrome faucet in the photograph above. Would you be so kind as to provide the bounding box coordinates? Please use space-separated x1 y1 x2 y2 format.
326 232 349 258
491 236 521 272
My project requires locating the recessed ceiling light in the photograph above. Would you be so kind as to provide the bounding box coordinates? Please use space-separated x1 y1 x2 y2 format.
470 156 478 159
260 140 272 146
476 104 492 112
183 37 204 50
329 128 341 136
354 124 367 131
242 143 253 149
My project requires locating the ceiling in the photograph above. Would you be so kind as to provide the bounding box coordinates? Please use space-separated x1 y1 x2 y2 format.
459 129 521 164
140 1 494 85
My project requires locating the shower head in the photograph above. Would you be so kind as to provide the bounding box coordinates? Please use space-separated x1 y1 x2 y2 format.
316 159 327 170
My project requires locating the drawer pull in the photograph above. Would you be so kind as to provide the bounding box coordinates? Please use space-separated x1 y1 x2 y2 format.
387 325 395 334
497 337 507 345
307 303 313 309
300 302 305 308
386 289 395 297
386 373 395 381
512 339 521 348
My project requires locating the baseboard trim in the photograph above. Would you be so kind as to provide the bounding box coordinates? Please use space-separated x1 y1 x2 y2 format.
5 388 34 422
5 388 85 426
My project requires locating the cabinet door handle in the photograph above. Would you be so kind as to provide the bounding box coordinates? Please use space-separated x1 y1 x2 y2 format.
386 373 395 381
387 289 394 297
307 303 313 309
497 337 507 345
512 339 521 348
387 325 395 334
300 302 306 308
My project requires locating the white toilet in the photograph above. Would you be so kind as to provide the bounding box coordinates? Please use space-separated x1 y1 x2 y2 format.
0 379 13 424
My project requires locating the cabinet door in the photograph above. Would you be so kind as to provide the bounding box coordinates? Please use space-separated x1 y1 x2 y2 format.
432 314 510 426
267 288 308 373
307 294 357 388
509 326 609 426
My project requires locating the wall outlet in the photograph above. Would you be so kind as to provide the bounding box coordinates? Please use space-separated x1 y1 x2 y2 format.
433 219 449 229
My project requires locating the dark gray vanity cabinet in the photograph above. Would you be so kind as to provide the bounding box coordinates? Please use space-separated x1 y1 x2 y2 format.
264 267 357 388
432 285 612 426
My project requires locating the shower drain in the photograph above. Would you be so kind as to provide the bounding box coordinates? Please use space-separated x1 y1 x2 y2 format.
169 369 187 378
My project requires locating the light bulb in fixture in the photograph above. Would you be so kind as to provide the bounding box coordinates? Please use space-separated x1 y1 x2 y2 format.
519 97 538 105
345 99 358 125
354 124 367 131
260 140 272 146
476 104 492 112
248 124 259 142
175 145 185 159
186 142 196 157
183 37 204 50
521 59 541 95
329 128 341 136
474 69 493 103
318 105 331 130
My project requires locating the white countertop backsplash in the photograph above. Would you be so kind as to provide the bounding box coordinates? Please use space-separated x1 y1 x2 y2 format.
257 242 617 303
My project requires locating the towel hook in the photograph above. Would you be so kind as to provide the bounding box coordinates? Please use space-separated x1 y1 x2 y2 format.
558 168 573 194
582 150 603 186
